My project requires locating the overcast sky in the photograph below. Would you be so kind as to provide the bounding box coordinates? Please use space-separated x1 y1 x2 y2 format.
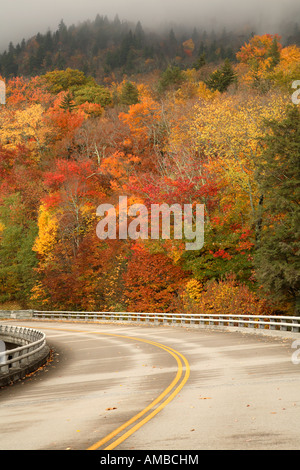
0 0 299 50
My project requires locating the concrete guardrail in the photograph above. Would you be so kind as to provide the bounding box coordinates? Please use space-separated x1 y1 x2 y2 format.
1 309 299 387
29 310 300 333
0 324 49 386
1 309 299 334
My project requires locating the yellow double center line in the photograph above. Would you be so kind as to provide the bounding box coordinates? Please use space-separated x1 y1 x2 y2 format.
39 326 190 450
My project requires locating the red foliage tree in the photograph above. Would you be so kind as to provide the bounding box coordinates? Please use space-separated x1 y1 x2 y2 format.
123 243 188 312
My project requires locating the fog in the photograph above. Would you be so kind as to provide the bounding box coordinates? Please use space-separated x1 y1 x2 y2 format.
0 0 299 50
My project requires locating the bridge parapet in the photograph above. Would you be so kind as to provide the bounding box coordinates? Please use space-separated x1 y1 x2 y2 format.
0 324 49 386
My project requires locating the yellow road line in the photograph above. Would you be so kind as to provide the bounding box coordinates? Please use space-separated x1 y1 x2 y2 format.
102 343 190 450
36 326 190 450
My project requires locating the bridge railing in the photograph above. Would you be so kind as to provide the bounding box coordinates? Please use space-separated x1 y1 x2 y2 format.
0 324 47 375
31 311 300 333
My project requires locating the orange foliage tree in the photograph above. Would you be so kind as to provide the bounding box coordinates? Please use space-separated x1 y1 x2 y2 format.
123 243 188 312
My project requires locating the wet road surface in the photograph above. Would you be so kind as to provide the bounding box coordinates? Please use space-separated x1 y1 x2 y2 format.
0 320 299 450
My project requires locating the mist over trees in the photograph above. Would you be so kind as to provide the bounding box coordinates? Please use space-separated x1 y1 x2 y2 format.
1 13 300 81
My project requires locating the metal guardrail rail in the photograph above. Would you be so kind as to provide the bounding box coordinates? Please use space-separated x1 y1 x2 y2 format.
0 310 299 383
0 325 47 375
32 310 300 333
1 311 299 374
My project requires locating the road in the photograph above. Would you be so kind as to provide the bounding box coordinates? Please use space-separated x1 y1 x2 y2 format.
0 320 299 450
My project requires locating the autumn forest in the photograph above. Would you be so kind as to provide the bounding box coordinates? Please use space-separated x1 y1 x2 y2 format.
0 15 299 316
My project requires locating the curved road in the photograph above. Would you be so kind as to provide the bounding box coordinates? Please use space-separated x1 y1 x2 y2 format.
0 320 300 450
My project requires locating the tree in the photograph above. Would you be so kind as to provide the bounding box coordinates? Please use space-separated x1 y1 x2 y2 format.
236 34 283 91
158 66 185 94
59 91 77 111
269 36 281 69
42 68 95 94
206 59 237 93
0 194 38 305
0 102 53 162
119 81 139 105
182 39 195 57
135 21 146 48
73 85 112 107
31 158 111 309
255 105 300 314
193 53 206 70
123 243 188 312
271 44 300 91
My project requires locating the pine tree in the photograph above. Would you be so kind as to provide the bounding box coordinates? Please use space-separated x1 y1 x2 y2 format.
158 66 185 93
255 105 300 314
135 21 145 48
60 91 76 111
269 36 281 69
206 59 237 92
193 53 206 70
119 81 139 105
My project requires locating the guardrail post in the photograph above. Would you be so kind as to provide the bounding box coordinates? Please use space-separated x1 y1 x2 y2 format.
10 351 20 369
292 320 300 333
20 349 29 366
0 340 6 366
280 319 287 331
0 363 9 373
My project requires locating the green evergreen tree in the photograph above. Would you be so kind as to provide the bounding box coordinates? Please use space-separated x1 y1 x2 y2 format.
158 65 185 93
59 91 77 111
206 59 237 92
193 53 206 70
255 105 300 314
168 29 178 56
0 194 38 306
119 81 139 105
269 36 281 69
135 21 145 48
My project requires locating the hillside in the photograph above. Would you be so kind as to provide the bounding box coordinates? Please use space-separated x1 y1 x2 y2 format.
0 17 299 316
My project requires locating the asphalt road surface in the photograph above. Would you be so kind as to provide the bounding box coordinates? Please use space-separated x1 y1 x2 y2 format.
0 320 299 450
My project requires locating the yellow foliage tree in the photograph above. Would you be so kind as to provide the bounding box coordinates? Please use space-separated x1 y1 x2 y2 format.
33 204 58 262
272 45 300 89
0 104 51 161
180 92 287 221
